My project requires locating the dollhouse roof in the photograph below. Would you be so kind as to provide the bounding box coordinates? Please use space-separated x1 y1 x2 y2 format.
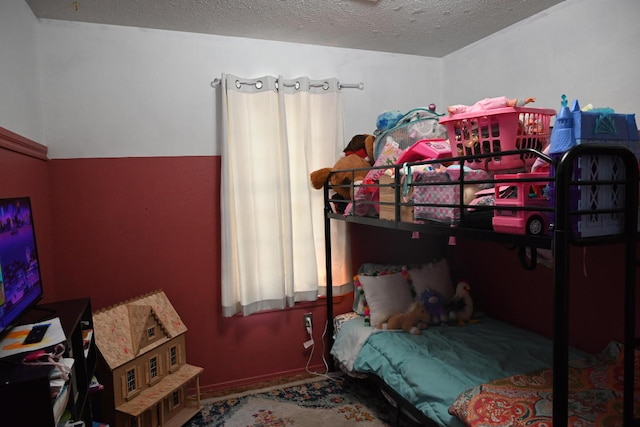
93 290 187 370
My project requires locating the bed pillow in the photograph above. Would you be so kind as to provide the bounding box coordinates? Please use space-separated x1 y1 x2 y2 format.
358 272 414 327
353 263 406 315
409 258 454 302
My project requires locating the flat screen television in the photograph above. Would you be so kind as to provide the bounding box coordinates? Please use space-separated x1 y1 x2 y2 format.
0 197 44 339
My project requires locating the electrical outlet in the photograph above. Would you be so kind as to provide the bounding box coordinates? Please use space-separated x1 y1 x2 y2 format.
303 313 313 330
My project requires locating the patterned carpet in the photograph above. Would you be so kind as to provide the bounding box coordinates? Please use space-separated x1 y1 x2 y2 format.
184 374 416 427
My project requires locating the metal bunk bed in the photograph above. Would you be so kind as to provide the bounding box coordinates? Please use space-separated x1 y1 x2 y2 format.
322 144 639 427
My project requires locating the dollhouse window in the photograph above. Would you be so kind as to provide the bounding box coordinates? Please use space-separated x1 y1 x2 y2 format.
147 326 155 339
150 356 158 379
126 368 136 393
170 346 177 366
172 390 180 406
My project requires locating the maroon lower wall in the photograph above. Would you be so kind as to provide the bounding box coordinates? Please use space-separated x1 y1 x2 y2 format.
450 237 640 354
4 127 637 391
48 155 352 391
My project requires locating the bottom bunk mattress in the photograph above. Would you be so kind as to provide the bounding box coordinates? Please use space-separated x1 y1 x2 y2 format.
331 314 585 427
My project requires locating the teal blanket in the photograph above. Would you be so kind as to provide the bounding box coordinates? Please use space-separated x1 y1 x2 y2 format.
351 316 583 427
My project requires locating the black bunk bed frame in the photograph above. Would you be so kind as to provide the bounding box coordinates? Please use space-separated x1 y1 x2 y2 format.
322 144 639 427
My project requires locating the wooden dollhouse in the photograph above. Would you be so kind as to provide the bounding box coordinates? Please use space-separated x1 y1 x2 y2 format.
93 290 203 427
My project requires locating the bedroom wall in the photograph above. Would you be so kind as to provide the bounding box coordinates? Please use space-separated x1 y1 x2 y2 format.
0 0 44 143
37 17 442 390
441 0 640 353
3 0 638 391
0 2 54 301
450 238 639 354
441 0 640 114
37 20 442 159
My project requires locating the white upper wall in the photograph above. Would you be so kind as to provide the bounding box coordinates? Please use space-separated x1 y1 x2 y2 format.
0 0 44 143
37 20 440 159
442 0 640 116
3 0 639 158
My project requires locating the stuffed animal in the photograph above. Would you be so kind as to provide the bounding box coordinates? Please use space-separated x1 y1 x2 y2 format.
309 134 375 206
376 110 404 134
309 154 371 200
419 289 449 325
342 134 376 165
377 301 431 335
446 281 474 325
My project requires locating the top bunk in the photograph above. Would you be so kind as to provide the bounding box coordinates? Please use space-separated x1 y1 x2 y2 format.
320 100 640 251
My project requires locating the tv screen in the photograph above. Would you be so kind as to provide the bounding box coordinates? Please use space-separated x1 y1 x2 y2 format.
0 197 44 338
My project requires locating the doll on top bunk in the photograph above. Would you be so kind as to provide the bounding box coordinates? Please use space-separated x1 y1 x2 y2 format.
447 96 536 115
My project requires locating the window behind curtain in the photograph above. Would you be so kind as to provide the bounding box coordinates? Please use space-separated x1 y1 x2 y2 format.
220 74 351 317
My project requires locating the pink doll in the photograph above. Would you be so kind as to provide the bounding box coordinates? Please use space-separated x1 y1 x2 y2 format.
447 96 536 115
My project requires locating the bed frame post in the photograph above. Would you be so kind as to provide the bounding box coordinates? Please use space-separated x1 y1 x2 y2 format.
324 181 335 371
552 150 571 427
554 144 638 427
621 147 638 427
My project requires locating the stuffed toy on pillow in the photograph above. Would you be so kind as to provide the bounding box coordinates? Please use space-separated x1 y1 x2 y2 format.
446 281 474 325
419 289 449 325
377 301 431 335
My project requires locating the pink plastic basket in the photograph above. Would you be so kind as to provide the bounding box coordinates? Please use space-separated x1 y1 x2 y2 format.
439 107 556 171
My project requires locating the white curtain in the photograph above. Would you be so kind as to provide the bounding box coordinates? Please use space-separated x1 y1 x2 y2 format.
221 74 351 317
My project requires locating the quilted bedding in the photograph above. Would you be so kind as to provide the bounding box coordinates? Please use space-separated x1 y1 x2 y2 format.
332 315 585 427
449 341 640 426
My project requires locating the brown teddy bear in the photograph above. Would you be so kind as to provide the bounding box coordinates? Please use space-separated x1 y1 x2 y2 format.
341 134 376 164
309 134 375 213
377 301 431 335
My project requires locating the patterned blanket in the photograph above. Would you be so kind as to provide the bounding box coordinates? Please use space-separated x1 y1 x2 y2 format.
449 341 639 426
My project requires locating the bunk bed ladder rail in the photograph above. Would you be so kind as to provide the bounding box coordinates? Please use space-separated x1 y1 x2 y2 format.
553 144 639 427
323 181 336 371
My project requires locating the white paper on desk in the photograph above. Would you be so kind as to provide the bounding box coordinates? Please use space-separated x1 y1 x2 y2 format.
0 317 66 357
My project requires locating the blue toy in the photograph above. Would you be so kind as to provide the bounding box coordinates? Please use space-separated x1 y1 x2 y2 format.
419 289 449 325
376 110 404 133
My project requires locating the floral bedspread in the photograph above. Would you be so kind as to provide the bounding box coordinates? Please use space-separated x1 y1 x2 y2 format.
449 341 639 427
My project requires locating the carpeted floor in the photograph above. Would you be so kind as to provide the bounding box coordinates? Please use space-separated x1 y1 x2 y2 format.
184 373 419 427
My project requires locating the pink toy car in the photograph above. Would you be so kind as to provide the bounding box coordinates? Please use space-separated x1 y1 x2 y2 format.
492 172 550 235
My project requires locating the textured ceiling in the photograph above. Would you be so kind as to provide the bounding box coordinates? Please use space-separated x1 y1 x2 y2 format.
24 0 564 58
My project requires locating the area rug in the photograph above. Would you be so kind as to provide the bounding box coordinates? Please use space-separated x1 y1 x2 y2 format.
185 374 414 426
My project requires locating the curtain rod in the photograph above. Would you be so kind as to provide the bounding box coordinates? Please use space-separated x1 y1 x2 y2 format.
210 78 363 90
